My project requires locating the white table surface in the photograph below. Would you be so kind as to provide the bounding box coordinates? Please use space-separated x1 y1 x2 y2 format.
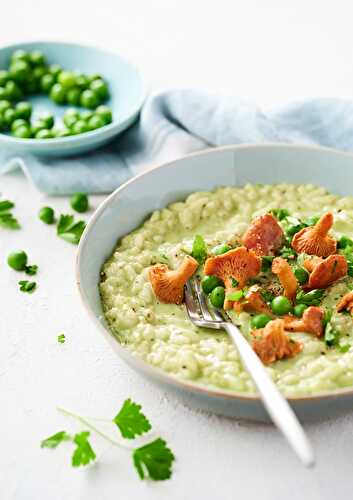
2 1 353 499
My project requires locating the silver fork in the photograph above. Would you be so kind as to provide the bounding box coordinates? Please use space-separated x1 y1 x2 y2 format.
185 279 314 467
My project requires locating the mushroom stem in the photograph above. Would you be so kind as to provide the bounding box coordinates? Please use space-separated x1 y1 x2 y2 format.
315 212 334 236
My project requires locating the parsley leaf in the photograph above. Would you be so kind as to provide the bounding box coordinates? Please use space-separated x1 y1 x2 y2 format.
0 200 14 212
57 214 86 245
191 234 208 264
71 432 96 467
19 280 36 293
226 290 244 301
270 208 290 221
324 322 339 347
25 264 38 276
41 431 71 449
113 399 152 439
261 255 274 272
57 334 66 344
0 212 20 229
133 438 175 481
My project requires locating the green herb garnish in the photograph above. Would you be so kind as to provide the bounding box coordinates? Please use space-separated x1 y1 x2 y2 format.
270 208 290 221
18 280 36 293
230 277 239 287
191 234 208 264
324 321 339 347
57 334 66 344
25 264 38 276
261 290 275 303
57 214 86 245
113 398 152 439
0 199 20 229
226 290 244 301
41 400 175 481
339 344 350 353
296 289 325 306
261 255 274 272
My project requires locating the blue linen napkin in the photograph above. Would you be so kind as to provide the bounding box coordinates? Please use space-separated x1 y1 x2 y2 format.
1 90 353 195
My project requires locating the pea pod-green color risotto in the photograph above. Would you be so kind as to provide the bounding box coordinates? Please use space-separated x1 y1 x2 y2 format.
100 184 353 396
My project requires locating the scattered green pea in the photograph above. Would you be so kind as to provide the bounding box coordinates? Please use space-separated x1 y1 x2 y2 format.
271 295 293 315
58 71 77 90
36 129 53 139
15 101 32 120
13 125 32 138
90 79 109 99
95 105 112 124
70 192 89 213
40 73 55 93
293 304 307 318
11 118 28 132
66 87 81 105
80 89 99 109
88 115 105 130
72 119 89 135
50 83 66 104
250 314 272 329
7 250 28 271
201 275 223 294
39 206 55 224
210 286 225 308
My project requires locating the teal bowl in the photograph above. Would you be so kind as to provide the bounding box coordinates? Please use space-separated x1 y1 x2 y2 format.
0 41 145 156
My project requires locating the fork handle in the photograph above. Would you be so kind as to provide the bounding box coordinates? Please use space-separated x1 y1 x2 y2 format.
224 322 314 467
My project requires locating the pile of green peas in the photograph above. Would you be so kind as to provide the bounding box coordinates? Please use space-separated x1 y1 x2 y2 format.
0 49 113 139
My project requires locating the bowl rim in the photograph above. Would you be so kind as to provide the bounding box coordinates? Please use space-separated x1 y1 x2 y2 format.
0 39 146 147
76 142 353 403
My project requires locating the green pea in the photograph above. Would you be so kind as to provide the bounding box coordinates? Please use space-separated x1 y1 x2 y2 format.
50 83 66 104
54 128 71 138
338 235 353 249
0 114 5 131
201 275 223 294
9 60 30 82
89 79 109 100
35 129 53 139
75 74 89 89
29 51 45 66
33 66 47 81
80 89 99 109
88 73 102 83
5 80 22 100
271 295 292 315
11 50 29 63
70 192 89 213
31 122 46 135
63 114 77 129
40 73 55 93
210 286 225 308
293 304 307 318
3 108 17 126
64 108 80 119
81 110 94 121
11 118 28 132
0 87 8 100
72 119 89 135
0 99 11 113
13 125 32 138
66 87 81 105
48 64 62 79
95 105 112 124
250 314 272 329
58 71 77 90
39 206 55 224
7 250 28 271
294 267 309 285
212 244 231 255
88 115 105 130
0 70 9 86
24 74 38 94
38 113 54 129
15 101 32 120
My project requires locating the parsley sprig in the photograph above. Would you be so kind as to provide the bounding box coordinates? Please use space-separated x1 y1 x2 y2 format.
41 399 175 480
191 234 208 264
0 199 20 229
57 214 86 245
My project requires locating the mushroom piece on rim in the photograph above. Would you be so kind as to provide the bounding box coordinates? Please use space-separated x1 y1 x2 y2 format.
203 247 261 310
271 257 298 300
291 212 337 257
305 254 347 290
283 306 324 337
242 213 284 256
252 319 303 365
149 255 198 304
337 291 353 315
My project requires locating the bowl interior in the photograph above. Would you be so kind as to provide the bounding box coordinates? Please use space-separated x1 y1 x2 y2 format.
77 144 353 402
0 41 145 154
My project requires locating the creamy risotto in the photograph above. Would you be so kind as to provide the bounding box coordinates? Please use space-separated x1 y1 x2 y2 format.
100 184 353 396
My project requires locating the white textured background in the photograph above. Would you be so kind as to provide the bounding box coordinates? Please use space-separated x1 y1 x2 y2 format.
2 2 353 499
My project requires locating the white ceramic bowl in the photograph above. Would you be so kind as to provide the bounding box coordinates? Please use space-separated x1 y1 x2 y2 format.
77 144 353 421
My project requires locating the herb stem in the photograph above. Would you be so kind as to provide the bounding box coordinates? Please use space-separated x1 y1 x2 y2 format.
57 407 133 450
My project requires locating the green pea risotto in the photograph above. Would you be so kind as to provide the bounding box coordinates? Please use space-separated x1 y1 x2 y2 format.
100 184 353 396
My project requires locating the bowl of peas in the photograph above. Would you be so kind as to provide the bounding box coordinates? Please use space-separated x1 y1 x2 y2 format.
0 41 145 156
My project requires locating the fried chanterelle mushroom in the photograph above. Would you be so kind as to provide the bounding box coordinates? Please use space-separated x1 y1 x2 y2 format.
149 255 198 304
252 319 303 365
242 289 273 315
242 213 284 256
283 306 324 337
337 291 353 315
291 212 337 257
304 254 347 290
271 257 298 300
203 247 261 310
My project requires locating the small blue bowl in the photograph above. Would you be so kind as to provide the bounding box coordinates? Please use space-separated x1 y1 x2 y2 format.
0 41 145 156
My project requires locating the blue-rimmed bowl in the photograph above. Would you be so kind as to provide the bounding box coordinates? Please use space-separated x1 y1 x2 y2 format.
77 144 353 421
0 41 145 156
